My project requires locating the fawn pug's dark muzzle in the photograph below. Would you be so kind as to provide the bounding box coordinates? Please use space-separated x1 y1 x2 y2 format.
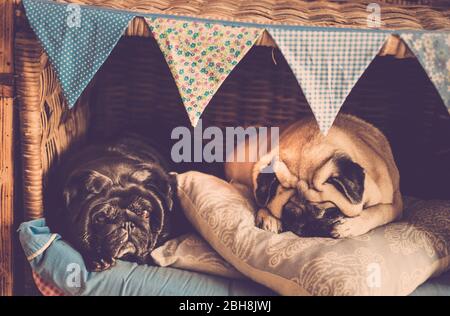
281 194 344 237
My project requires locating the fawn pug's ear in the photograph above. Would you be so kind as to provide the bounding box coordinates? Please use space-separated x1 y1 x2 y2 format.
326 155 365 204
63 170 113 207
254 157 280 207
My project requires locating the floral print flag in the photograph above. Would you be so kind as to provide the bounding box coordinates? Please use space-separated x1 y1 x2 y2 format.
147 18 263 126
401 32 450 108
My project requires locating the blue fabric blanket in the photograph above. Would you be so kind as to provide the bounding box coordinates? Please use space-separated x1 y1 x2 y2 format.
18 218 450 296
18 218 274 296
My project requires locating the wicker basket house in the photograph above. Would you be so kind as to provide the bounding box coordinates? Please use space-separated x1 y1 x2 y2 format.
0 0 449 295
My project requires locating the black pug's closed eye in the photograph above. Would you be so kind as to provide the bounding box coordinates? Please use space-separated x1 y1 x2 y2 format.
48 136 183 272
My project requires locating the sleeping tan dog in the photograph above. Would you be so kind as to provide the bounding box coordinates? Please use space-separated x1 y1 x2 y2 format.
225 114 403 238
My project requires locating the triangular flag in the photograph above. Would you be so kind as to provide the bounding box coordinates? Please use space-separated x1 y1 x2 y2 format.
147 18 263 126
401 32 450 108
268 28 389 134
23 0 135 107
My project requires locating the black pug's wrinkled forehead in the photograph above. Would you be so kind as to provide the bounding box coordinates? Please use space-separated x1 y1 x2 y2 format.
59 150 177 271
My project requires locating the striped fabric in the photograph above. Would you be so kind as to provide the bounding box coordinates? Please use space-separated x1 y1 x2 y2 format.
32 271 65 296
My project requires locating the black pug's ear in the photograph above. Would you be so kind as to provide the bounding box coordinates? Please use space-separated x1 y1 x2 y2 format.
63 170 113 207
159 171 177 212
255 161 280 207
167 172 178 211
326 155 365 204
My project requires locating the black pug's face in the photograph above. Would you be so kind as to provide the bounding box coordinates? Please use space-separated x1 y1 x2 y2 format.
62 161 175 271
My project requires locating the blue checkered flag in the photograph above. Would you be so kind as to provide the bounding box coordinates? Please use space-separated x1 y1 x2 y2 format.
268 27 389 134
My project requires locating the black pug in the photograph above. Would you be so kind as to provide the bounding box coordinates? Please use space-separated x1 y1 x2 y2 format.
47 135 188 272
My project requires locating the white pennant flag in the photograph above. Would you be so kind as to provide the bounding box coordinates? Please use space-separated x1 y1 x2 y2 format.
268 28 389 134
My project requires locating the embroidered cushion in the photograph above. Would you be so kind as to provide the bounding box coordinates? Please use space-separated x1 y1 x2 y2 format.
177 171 450 296
151 233 243 279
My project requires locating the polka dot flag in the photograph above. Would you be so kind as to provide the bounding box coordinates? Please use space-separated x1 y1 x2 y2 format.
268 28 389 134
22 0 135 107
401 32 450 109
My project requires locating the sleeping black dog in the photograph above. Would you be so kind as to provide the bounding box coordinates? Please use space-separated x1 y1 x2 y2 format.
47 135 186 271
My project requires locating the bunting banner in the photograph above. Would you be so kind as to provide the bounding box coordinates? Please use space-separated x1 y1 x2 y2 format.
268 28 390 134
22 0 450 133
400 32 450 108
22 0 135 107
147 18 264 126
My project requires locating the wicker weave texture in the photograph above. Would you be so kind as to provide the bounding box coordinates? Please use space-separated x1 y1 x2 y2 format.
15 31 91 219
13 0 450 58
13 0 450 220
15 0 449 29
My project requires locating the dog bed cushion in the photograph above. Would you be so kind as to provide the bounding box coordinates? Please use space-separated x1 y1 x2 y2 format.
151 233 243 279
177 171 450 296
18 218 273 296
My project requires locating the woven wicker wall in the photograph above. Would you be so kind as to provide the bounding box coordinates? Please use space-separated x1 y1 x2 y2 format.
7 0 449 298
15 29 91 219
13 0 450 222
89 36 450 198
33 0 450 29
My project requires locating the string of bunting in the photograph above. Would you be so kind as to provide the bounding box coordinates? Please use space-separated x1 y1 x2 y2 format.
23 0 450 134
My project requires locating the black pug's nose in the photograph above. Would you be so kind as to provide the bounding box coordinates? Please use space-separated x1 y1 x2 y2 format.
122 221 135 232
119 209 146 235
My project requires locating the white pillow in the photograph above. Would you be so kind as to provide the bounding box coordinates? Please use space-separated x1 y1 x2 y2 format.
151 233 243 279
177 171 450 296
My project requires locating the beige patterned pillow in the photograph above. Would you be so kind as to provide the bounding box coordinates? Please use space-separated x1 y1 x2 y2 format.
177 171 450 296
151 233 243 279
